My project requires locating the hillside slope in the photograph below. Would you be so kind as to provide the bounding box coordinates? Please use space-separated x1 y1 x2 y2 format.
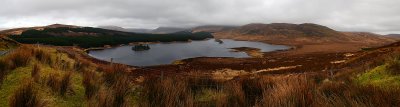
214 23 396 53
215 23 394 45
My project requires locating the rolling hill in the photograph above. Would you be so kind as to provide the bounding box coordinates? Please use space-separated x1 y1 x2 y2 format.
2 24 213 48
190 25 237 33
213 23 396 53
214 23 395 45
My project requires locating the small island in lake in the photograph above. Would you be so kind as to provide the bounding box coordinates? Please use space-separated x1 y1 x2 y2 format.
215 39 224 44
132 44 151 51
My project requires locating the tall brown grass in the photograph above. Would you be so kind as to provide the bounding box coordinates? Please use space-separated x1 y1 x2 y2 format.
46 73 60 92
59 71 72 96
0 59 7 84
4 47 33 69
386 55 400 75
32 48 52 65
110 74 132 107
88 65 133 107
9 80 46 107
82 70 99 99
256 75 315 107
139 77 193 107
46 72 72 96
137 73 400 107
102 64 129 86
74 59 92 72
31 64 41 82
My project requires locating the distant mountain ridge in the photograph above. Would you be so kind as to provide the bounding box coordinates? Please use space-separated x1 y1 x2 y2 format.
98 26 152 33
384 34 400 40
190 25 237 33
151 27 187 34
98 25 237 34
98 26 186 34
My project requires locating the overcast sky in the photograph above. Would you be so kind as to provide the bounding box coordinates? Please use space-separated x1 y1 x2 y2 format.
0 0 399 34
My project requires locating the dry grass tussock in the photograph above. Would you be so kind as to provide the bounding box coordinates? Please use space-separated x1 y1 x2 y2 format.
9 80 46 107
86 64 133 107
46 72 72 96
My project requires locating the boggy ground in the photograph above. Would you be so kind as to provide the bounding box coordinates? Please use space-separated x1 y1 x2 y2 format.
132 49 358 78
3 41 400 107
60 38 393 79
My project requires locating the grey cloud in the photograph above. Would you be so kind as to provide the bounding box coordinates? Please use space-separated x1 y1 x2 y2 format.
0 0 399 34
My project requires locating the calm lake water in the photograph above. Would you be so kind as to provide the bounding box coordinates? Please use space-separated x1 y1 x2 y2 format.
88 39 289 66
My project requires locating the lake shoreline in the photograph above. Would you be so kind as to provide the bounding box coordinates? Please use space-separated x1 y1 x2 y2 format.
87 39 290 66
84 38 214 53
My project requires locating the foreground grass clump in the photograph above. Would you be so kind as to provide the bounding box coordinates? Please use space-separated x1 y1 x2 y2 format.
0 59 7 83
87 64 133 107
46 72 72 96
4 46 33 69
0 45 88 107
9 81 46 107
140 77 193 107
356 55 400 89
357 65 400 88
82 70 99 99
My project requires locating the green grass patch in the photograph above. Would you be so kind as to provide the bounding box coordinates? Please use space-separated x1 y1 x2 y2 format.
356 64 400 89
0 46 87 107
0 66 32 107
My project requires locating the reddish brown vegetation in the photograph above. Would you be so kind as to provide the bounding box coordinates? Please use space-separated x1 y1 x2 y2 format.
86 64 133 107
82 70 99 99
137 73 400 107
4 47 32 69
102 64 129 86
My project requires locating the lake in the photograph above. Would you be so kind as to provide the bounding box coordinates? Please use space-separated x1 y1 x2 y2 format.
88 39 289 66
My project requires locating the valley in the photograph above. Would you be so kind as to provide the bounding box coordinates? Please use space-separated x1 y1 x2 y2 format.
1 23 400 107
